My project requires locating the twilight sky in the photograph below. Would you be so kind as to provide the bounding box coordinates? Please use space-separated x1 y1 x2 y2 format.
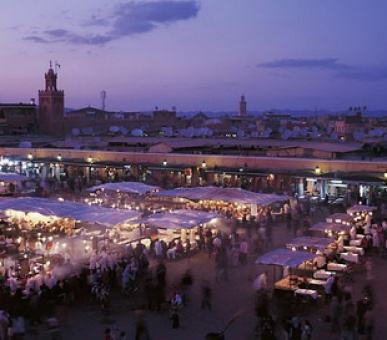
1 0 387 112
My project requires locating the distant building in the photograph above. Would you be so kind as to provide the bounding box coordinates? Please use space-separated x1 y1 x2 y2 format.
0 102 38 134
38 65 65 135
239 95 247 116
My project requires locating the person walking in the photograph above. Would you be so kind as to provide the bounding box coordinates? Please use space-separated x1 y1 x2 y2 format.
239 239 248 265
181 269 194 306
170 290 183 329
302 319 313 340
201 279 212 311
134 308 152 340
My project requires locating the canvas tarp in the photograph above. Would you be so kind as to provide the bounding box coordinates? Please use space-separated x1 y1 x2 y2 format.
152 186 288 205
286 236 335 251
87 182 160 195
0 197 142 226
135 209 221 229
255 248 318 268
346 205 377 214
310 221 351 233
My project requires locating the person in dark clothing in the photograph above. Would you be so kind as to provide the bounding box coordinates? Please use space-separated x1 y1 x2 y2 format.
289 317 303 340
260 314 275 340
201 280 212 311
155 261 167 285
181 269 194 306
134 308 152 340
357 297 371 334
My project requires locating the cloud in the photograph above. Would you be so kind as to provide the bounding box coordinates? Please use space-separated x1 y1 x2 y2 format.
335 68 387 81
23 1 200 46
258 58 387 81
24 36 49 43
258 58 352 71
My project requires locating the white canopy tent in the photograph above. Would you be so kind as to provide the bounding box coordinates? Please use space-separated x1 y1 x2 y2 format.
87 182 160 195
0 197 142 226
152 186 289 205
135 209 222 229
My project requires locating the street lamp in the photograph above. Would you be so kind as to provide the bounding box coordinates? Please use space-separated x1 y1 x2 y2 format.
315 166 321 175
201 160 206 169
27 152 33 160
163 159 167 167
87 156 93 183
384 170 387 179
57 154 62 162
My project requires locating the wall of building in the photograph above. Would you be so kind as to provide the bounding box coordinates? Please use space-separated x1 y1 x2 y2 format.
2 147 386 176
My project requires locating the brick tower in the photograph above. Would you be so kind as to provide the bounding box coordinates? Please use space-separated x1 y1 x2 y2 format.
239 95 247 117
38 62 65 134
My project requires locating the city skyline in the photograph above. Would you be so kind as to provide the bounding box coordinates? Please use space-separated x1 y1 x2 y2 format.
1 0 387 113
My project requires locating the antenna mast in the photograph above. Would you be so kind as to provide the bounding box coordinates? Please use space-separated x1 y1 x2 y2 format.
100 90 106 111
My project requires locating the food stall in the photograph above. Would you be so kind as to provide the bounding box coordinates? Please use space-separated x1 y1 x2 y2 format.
326 213 353 225
135 209 224 255
286 236 335 254
150 186 289 221
255 248 320 301
87 182 160 196
309 221 352 238
0 197 143 273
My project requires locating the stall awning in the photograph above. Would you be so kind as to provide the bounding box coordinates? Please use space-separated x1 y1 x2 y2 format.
152 186 289 205
0 197 142 226
286 236 335 251
346 205 377 214
87 182 160 195
310 221 351 233
255 248 318 268
0 173 29 183
326 213 353 224
135 209 222 229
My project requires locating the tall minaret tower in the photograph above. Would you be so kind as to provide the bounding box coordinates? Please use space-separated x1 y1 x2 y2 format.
38 61 65 134
239 95 247 116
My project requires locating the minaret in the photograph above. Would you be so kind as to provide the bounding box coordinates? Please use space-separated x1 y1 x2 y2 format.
239 95 247 116
38 61 65 134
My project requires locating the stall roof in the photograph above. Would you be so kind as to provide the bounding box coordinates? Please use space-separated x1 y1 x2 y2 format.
326 213 353 224
87 182 160 195
135 209 222 229
310 221 351 233
286 236 335 251
255 248 318 268
0 197 142 226
346 205 377 214
0 173 29 183
152 186 289 205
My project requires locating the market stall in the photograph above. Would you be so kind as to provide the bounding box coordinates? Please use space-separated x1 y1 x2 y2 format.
346 205 377 215
286 236 335 253
152 186 288 204
150 186 289 224
87 182 160 195
326 213 353 225
0 197 143 273
255 248 320 300
309 221 352 237
134 209 224 256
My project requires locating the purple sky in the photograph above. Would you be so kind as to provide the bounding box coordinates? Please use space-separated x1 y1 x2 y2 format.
1 0 387 112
